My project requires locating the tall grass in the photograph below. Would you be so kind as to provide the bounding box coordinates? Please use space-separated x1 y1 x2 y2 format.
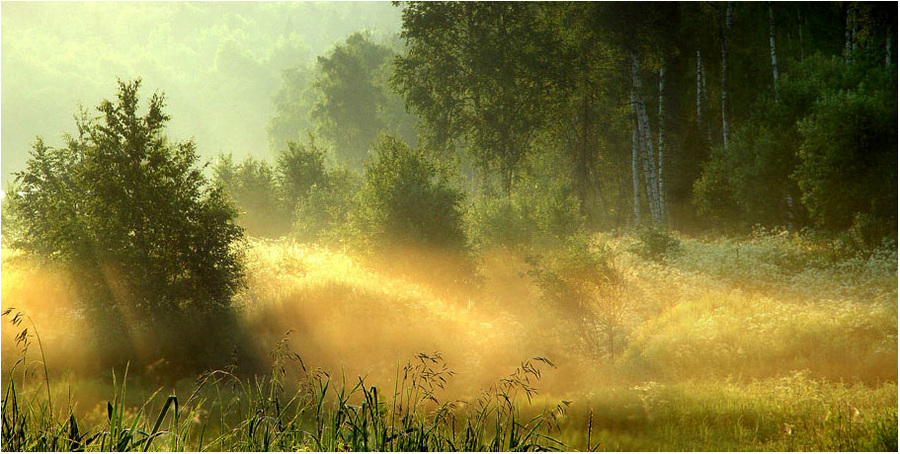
2 232 896 451
2 327 570 452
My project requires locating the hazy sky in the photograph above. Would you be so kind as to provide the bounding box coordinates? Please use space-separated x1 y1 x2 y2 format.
1 1 403 185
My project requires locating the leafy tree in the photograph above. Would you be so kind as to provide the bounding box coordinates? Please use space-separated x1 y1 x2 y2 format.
311 32 415 169
352 135 467 251
276 138 359 243
292 166 359 243
275 138 329 214
795 61 897 244
213 154 287 238
267 64 317 151
394 2 564 196
466 147 584 250
5 79 248 374
694 51 896 243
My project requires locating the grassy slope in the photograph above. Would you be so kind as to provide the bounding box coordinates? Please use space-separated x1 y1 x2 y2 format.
1 232 897 451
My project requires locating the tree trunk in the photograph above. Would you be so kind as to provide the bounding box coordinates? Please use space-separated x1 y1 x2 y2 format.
768 2 780 102
657 67 666 223
701 53 712 143
577 82 592 219
844 4 856 63
786 193 795 231
631 109 641 228
721 1 733 150
501 145 514 199
631 52 660 225
696 50 703 128
887 25 893 67
798 8 805 59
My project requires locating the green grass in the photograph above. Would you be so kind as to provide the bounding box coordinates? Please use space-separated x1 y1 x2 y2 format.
4 358 895 451
1 231 897 451
3 349 572 451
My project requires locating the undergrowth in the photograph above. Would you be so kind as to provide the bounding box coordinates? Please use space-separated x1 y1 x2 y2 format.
2 316 570 452
2 232 896 451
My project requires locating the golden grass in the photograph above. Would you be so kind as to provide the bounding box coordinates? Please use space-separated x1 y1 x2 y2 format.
1 232 896 450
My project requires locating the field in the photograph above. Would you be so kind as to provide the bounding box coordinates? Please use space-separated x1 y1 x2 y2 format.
1 230 897 451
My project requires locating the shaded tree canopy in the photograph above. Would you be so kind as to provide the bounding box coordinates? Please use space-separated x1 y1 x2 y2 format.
5 79 247 372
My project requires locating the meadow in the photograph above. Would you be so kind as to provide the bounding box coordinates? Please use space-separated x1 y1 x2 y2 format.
2 2 896 452
2 229 896 451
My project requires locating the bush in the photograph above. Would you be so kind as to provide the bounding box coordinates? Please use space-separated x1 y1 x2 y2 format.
292 166 359 243
351 136 467 251
631 226 682 262
467 177 583 250
213 154 287 237
4 79 249 374
529 235 627 359
796 74 898 245
276 138 329 214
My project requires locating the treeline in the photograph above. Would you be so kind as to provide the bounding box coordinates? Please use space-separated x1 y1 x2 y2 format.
220 2 896 251
0 2 402 181
2 2 896 375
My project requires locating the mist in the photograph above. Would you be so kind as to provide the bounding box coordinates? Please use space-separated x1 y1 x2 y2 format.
1 1 401 185
1 2 896 451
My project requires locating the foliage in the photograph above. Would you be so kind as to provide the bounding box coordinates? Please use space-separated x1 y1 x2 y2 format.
4 79 247 372
795 62 897 243
213 137 342 240
351 136 467 251
267 64 317 151
213 153 288 238
292 166 359 243
394 2 565 195
310 32 416 169
466 148 585 250
275 138 329 214
692 116 799 230
529 235 628 359
467 183 583 251
631 226 682 262
694 52 897 243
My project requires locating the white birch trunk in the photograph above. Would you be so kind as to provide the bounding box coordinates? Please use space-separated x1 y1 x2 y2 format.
696 50 703 126
786 193 795 231
657 67 666 223
768 2 779 102
887 25 893 67
701 54 712 143
631 104 641 228
721 1 733 150
633 53 661 225
845 4 855 63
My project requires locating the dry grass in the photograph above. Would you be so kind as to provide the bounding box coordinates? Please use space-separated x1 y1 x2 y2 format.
1 231 896 451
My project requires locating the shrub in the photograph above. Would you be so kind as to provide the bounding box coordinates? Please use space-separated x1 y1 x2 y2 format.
529 235 628 359
213 154 287 237
467 178 583 250
631 226 682 262
4 79 248 374
351 136 467 251
276 138 329 214
795 66 897 245
292 166 359 243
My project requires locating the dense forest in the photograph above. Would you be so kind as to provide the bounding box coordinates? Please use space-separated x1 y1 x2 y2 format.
1 2 897 452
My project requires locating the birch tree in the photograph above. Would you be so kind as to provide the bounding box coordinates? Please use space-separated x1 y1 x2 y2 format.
721 1 734 149
768 2 780 102
657 67 666 222
630 52 662 226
